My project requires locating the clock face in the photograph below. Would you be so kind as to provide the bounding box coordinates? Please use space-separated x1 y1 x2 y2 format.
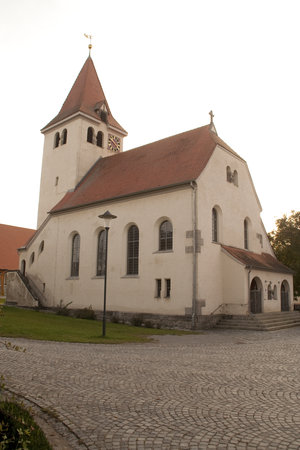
108 134 121 152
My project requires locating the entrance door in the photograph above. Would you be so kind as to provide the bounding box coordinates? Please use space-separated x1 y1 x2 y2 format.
250 278 262 314
281 282 289 311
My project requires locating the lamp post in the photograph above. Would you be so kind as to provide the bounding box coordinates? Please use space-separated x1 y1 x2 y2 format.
98 210 117 337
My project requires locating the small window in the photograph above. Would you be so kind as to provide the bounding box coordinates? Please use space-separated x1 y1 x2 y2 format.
71 234 80 277
54 132 60 148
268 283 273 300
29 252 35 265
273 285 277 300
127 225 139 275
55 176 59 186
61 128 67 145
96 131 103 148
87 127 94 144
96 230 106 276
226 166 232 182
212 208 218 242
232 170 238 186
155 279 161 298
39 240 44 254
244 219 249 249
165 279 171 298
159 221 173 251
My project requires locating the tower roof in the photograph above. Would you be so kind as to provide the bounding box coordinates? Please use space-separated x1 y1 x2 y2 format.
42 57 126 134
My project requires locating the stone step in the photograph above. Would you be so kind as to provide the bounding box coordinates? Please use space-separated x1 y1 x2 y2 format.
216 312 300 331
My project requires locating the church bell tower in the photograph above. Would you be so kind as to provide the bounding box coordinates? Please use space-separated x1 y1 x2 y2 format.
37 55 127 228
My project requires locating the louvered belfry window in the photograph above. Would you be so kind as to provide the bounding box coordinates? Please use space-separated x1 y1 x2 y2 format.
159 221 173 251
127 225 139 275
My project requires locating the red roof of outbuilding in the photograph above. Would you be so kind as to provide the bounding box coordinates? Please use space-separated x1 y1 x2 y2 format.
222 245 293 274
0 224 36 270
42 57 126 134
51 124 233 214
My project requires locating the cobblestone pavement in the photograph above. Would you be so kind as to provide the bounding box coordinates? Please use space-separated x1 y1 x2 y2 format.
1 328 300 449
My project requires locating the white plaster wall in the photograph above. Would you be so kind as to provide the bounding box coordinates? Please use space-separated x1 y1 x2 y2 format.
23 186 195 315
196 145 275 314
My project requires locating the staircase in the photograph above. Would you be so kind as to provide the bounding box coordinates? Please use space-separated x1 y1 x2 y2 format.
216 311 300 331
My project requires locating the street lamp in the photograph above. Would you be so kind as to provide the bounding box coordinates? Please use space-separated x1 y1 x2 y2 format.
98 210 117 337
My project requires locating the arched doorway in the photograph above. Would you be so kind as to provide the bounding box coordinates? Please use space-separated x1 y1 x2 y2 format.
250 277 262 314
281 281 290 311
21 260 26 276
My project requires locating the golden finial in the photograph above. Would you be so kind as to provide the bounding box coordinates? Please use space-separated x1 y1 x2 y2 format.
84 33 93 56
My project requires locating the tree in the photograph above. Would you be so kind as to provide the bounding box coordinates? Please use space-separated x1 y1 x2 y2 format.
268 211 300 297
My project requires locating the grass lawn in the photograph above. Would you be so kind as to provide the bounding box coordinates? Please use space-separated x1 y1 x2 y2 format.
0 307 196 344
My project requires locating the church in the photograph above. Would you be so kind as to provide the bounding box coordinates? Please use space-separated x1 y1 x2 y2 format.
8 53 294 328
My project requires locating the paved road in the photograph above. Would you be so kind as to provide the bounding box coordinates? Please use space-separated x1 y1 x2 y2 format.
1 328 300 449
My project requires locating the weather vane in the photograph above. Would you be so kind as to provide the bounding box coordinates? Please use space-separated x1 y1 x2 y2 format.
84 33 93 56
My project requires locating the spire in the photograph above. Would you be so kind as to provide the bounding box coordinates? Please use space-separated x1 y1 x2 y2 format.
42 57 126 134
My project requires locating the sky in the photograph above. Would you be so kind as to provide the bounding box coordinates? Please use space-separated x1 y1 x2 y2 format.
1 0 299 232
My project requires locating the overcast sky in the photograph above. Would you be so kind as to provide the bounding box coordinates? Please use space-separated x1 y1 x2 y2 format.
1 0 299 232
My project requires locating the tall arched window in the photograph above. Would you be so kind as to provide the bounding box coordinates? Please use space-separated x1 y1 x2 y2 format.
244 219 249 249
96 230 106 276
71 234 80 277
159 220 173 251
212 208 218 242
54 132 60 148
127 225 139 275
96 131 103 148
61 128 67 145
87 127 94 144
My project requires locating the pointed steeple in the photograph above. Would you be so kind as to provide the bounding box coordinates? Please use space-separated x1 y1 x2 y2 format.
42 57 126 134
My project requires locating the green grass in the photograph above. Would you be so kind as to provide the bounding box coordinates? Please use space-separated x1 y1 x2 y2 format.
0 307 196 344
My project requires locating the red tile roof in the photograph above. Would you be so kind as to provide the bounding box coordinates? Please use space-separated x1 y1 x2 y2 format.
51 124 229 214
222 245 293 274
42 57 126 134
0 224 36 270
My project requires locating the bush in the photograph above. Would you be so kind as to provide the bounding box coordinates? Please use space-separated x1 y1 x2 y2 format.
0 400 51 449
55 299 72 316
74 306 96 320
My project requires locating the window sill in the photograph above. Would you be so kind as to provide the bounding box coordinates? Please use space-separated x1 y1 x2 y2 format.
153 250 174 254
121 275 140 279
66 276 79 280
91 276 105 279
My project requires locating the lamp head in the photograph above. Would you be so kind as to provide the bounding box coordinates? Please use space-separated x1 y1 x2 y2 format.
98 210 117 228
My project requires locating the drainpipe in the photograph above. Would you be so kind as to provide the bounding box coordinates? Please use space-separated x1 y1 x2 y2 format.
190 181 198 328
246 265 252 314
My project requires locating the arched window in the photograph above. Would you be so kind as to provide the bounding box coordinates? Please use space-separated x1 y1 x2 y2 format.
212 208 218 242
226 166 232 182
96 230 106 276
244 219 249 249
71 234 80 277
268 283 272 300
96 131 103 148
39 240 44 254
233 170 238 186
21 259 26 276
127 225 139 275
61 128 67 145
29 252 35 265
159 220 173 251
87 127 94 144
54 132 60 148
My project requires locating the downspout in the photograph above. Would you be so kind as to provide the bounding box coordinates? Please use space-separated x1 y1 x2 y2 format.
246 265 252 314
190 181 198 328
